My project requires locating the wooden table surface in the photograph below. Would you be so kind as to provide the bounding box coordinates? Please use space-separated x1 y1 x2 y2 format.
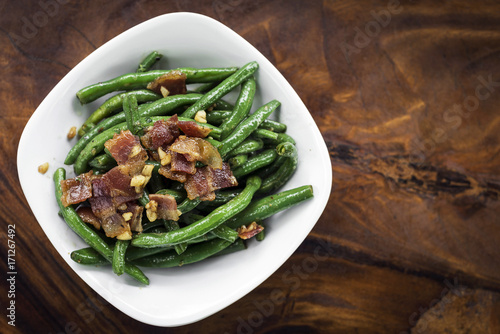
1 1 500 333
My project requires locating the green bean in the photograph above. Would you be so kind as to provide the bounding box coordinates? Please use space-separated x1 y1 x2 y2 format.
132 176 261 248
164 220 187 255
259 142 298 194
205 110 231 125
112 240 129 275
229 154 248 168
220 77 256 139
210 225 239 242
256 221 266 241
88 153 117 171
71 247 108 266
192 81 220 93
181 61 259 119
177 197 201 214
137 51 162 73
71 245 170 266
73 115 220 174
256 119 286 133
225 185 314 230
78 90 161 137
54 168 149 284
123 94 142 135
212 239 246 257
213 100 234 111
227 138 263 157
136 93 202 116
141 219 166 232
217 100 280 159
252 129 279 141
77 67 238 104
205 110 286 133
66 94 202 165
232 149 277 179
178 213 235 244
196 189 242 211
132 238 233 267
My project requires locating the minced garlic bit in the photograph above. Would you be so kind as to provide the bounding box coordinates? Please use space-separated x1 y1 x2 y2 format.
67 126 77 139
194 110 207 123
129 144 142 158
158 147 171 166
38 162 49 174
117 203 127 211
131 174 146 191
160 86 170 98
142 164 154 176
122 212 133 221
145 200 158 222
116 230 132 240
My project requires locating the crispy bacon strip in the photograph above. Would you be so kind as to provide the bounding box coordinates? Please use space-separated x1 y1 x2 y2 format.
89 177 131 238
60 171 93 207
104 130 147 166
177 120 212 138
148 194 179 221
184 163 237 200
158 164 188 183
76 206 101 230
170 152 196 174
102 166 141 205
169 136 222 169
141 116 180 151
147 70 187 96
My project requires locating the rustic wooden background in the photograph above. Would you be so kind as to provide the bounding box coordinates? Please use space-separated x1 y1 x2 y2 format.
1 0 499 333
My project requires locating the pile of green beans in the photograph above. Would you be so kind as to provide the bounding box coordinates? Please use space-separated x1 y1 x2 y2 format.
56 53 314 285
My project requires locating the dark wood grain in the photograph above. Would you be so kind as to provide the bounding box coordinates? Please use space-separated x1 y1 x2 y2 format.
1 0 499 333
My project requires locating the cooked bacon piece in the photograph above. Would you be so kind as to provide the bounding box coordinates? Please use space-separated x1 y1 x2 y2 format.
148 194 179 221
177 120 212 138
170 136 222 169
237 222 264 240
102 166 141 205
89 178 131 238
76 206 101 230
104 130 147 166
117 202 144 232
158 164 188 183
140 116 180 151
60 171 94 207
184 163 238 200
170 152 196 174
147 70 187 96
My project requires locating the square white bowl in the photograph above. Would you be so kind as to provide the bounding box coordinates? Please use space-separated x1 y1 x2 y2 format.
17 12 332 327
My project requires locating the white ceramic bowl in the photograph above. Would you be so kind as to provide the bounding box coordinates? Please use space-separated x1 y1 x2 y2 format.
17 12 332 327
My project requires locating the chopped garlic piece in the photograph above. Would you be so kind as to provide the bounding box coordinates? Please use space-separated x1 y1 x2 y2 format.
146 200 158 222
129 144 142 158
116 230 132 240
38 162 49 174
158 147 171 166
142 164 154 176
160 86 170 97
122 212 133 221
67 126 77 139
194 110 207 123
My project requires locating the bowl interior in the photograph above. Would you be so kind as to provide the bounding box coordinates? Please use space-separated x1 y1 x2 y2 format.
17 12 332 326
